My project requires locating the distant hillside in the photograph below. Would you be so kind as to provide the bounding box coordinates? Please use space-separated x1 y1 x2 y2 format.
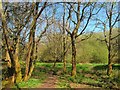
38 29 119 64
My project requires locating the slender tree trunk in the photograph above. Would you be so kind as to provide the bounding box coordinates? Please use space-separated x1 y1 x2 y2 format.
13 36 22 82
63 36 66 72
23 2 47 81
107 52 112 76
35 42 38 62
24 9 36 81
71 35 76 77
23 33 33 81
53 47 57 68
107 25 112 76
63 5 66 72
28 28 35 79
53 59 57 68
63 53 66 72
107 39 112 76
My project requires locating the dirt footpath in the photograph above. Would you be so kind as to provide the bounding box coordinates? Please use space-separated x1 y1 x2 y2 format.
38 75 58 88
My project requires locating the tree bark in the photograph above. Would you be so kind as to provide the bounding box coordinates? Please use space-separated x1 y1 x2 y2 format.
1 1 15 84
71 35 76 77
63 35 66 72
107 28 112 76
107 52 112 76
107 5 113 76
23 42 32 81
13 36 22 82
24 3 37 81
23 28 35 81
63 46 66 72
24 2 47 81
63 5 66 72
28 26 35 79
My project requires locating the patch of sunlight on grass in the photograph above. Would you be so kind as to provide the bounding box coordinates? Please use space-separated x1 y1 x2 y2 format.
14 78 43 88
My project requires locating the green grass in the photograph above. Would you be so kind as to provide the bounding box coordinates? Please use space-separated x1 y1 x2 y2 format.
56 78 70 88
49 63 120 88
14 78 43 88
12 63 48 88
2 62 120 88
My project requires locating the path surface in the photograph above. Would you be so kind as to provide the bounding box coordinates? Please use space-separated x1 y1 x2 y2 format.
38 75 58 88
37 74 98 88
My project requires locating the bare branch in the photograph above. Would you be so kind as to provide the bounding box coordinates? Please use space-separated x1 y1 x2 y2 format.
76 22 97 41
76 13 92 37
36 2 48 20
80 2 90 21
112 13 120 27
111 33 120 40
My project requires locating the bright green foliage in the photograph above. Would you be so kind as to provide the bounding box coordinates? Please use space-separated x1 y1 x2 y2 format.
38 32 109 63
76 33 108 63
8 63 120 88
15 78 43 88
37 30 119 64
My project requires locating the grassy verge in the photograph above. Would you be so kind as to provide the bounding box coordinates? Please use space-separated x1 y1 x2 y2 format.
44 63 120 89
12 63 49 88
2 62 120 88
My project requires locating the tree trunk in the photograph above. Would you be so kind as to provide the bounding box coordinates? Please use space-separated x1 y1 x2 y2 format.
107 45 112 76
23 37 33 81
13 36 22 83
71 35 76 77
107 25 112 76
63 53 66 72
28 28 35 79
107 57 112 76
35 42 38 62
24 10 36 81
1 1 15 84
63 36 66 72
24 2 47 80
53 59 57 68
23 2 46 81
63 7 66 72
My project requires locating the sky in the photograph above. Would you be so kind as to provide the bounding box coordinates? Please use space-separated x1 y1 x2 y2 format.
1 2 119 38
34 2 120 38
53 2 119 33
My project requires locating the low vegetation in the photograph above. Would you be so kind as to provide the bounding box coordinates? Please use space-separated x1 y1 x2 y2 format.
3 63 119 89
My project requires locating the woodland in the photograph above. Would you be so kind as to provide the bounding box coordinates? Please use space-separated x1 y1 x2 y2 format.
0 1 120 89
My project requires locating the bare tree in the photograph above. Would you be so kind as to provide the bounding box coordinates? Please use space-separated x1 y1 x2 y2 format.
63 3 67 72
62 2 101 76
0 2 33 85
97 2 120 76
23 2 48 81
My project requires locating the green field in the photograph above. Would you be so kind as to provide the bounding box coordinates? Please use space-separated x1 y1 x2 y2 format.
11 62 120 89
